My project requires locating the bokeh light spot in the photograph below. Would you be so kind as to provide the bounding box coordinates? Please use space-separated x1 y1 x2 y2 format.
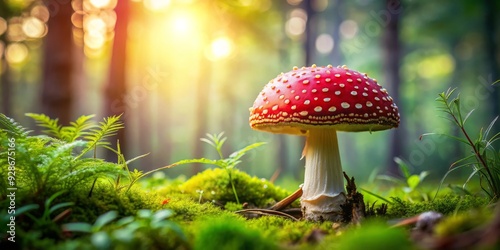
340 19 358 39
315 33 334 54
6 43 29 64
22 17 47 38
90 0 112 9
417 54 455 79
144 0 171 12
0 18 7 36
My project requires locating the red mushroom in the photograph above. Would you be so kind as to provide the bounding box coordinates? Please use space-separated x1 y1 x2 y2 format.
249 64 400 221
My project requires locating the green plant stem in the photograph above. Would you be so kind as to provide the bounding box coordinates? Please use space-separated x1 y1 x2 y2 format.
452 114 496 192
227 169 240 204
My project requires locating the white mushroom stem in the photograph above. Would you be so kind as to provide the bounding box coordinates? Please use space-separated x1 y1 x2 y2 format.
301 128 346 221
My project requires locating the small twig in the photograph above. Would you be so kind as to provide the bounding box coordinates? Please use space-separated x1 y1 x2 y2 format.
236 208 299 221
269 187 302 211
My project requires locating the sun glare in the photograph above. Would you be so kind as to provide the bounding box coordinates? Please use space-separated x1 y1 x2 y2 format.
208 37 233 60
89 0 112 9
144 0 171 12
170 12 195 35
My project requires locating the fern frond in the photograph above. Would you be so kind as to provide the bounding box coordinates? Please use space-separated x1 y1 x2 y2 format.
61 114 97 142
0 113 31 137
76 114 124 160
26 113 62 138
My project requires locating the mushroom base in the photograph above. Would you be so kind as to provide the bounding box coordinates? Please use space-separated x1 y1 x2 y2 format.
301 193 346 222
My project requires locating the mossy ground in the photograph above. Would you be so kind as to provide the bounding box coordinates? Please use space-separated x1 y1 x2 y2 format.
1 167 496 249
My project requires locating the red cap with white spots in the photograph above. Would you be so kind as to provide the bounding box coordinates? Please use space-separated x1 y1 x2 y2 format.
249 64 400 134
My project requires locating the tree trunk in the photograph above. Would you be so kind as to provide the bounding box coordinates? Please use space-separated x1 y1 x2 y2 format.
1 61 11 117
302 0 315 66
104 0 130 159
383 0 403 176
42 1 74 124
484 0 500 135
192 56 212 174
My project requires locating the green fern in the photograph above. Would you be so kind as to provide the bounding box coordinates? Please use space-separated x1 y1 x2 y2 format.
26 113 62 138
76 114 124 160
0 113 31 137
61 114 97 142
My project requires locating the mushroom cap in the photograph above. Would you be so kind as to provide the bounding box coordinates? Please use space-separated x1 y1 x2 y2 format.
249 65 400 135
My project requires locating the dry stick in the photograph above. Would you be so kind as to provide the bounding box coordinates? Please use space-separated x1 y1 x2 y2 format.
269 187 303 211
236 209 299 221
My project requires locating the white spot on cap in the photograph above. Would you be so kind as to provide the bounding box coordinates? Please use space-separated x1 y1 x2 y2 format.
382 97 388 101
302 90 307 94
322 88 329 92
374 97 380 101
351 91 357 96
335 91 341 95
314 106 322 112
328 106 336 112
372 89 378 93
303 80 310 84
347 79 353 83
282 112 288 116
334 74 341 78
279 95 285 99
284 99 290 104
295 96 300 100
263 109 268 114
325 78 331 82
366 101 373 107
339 83 345 88
355 103 362 109
364 113 369 117
312 89 317 93
300 111 308 116
291 105 297 110
272 105 278 111
341 102 350 108
304 100 311 105
362 92 368 96
324 97 331 102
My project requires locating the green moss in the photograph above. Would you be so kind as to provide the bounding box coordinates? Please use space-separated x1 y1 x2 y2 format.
175 168 291 208
322 220 414 250
193 214 277 250
387 194 489 218
65 183 163 223
162 194 232 221
246 215 333 245
435 209 492 237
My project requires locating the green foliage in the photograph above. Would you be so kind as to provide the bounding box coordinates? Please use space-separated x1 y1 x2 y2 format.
425 88 500 201
0 114 133 199
386 194 489 218
0 113 31 137
193 214 277 250
369 157 431 203
62 209 188 250
199 132 266 204
329 220 413 250
129 132 267 203
178 168 290 208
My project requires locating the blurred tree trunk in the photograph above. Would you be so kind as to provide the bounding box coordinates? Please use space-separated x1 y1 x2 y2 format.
104 0 130 159
484 0 500 134
383 0 403 176
192 56 212 175
42 1 74 124
303 0 315 65
0 2 11 116
329 0 344 66
1 61 11 116
276 1 292 179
